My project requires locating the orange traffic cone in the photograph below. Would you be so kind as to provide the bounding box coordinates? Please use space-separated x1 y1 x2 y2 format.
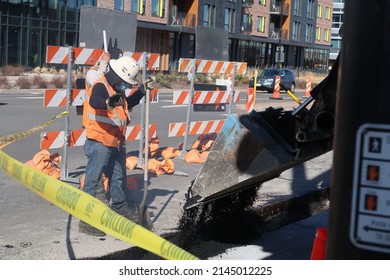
246 87 255 112
310 227 328 260
304 78 312 99
270 75 283 100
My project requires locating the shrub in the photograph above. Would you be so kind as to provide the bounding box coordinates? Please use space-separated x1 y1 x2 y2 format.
2 65 25 76
155 73 171 88
33 75 48 88
0 76 9 89
195 74 208 83
51 76 65 88
16 76 32 89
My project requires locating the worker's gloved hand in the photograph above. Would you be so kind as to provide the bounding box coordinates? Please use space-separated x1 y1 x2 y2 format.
106 93 124 110
138 77 155 95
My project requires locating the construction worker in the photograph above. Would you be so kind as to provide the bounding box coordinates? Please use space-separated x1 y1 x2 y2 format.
80 56 154 237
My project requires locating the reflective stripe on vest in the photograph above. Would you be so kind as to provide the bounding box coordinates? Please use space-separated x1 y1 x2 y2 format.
84 76 129 147
87 112 127 127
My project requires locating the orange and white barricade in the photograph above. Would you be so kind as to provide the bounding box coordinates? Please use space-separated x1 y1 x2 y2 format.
40 124 157 150
177 58 247 152
270 75 282 100
168 120 225 138
246 88 255 113
47 45 160 68
45 45 160 181
304 78 312 98
173 90 240 105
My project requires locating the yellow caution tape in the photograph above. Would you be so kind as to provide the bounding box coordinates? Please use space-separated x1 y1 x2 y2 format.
0 111 69 149
0 114 199 260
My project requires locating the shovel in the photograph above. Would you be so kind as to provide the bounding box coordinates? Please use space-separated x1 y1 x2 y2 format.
137 85 154 231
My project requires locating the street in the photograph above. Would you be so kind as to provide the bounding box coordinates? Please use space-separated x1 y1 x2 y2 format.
0 88 331 260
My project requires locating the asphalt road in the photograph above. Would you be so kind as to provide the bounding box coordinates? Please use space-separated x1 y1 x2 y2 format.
0 88 330 260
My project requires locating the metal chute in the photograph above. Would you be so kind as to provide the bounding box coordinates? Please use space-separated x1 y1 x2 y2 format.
184 58 339 210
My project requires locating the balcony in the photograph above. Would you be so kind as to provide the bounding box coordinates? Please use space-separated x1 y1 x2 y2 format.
242 0 254 7
270 1 289 16
169 12 196 28
269 28 288 40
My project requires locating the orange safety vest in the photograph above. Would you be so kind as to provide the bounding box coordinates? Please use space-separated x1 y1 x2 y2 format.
84 76 129 147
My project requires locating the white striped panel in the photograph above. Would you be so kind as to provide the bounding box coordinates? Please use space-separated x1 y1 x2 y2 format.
73 131 86 146
173 91 189 105
50 131 65 149
74 48 96 65
168 123 185 137
49 47 68 64
71 90 86 106
48 90 66 107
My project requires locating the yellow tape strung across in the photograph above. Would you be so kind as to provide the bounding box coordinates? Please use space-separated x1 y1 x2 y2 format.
0 113 199 260
0 111 69 149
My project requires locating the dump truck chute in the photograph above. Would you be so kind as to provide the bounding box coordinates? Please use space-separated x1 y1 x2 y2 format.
184 57 339 209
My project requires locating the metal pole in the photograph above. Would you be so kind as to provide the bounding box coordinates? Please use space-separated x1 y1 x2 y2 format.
103 30 108 52
328 0 390 259
137 52 147 167
61 46 72 181
228 62 237 115
182 58 196 154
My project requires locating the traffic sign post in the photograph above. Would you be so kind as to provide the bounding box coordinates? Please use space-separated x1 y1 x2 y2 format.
350 124 390 254
328 1 390 259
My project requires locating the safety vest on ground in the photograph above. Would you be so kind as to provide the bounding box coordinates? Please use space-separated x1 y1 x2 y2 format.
84 76 129 147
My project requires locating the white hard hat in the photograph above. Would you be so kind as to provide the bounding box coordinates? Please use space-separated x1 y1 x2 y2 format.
109 56 139 84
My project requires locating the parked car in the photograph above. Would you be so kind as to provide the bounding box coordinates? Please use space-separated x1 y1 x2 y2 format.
248 68 296 93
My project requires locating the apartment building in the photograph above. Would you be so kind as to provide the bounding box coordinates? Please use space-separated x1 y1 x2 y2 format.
0 0 332 71
330 0 343 64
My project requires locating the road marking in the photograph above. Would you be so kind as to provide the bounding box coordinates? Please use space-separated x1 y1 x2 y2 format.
162 104 186 108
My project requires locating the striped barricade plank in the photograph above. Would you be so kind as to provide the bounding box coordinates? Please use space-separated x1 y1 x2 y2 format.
44 87 159 107
178 59 247 74
44 89 86 107
173 91 240 105
122 52 160 69
46 45 104 65
47 45 160 69
41 124 157 149
168 120 225 137
40 131 66 150
125 124 157 140
40 130 86 149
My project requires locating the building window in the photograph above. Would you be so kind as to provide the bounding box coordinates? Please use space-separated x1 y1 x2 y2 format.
305 23 314 43
316 27 321 41
317 4 322 18
203 4 216 27
291 21 300 41
294 0 301 16
224 8 235 33
114 0 123 10
324 28 330 42
325 7 331 20
242 13 252 32
307 0 315 19
152 0 165 17
257 16 265 33
131 0 145 14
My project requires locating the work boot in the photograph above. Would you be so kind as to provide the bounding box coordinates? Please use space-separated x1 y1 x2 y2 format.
79 220 106 237
113 207 139 224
